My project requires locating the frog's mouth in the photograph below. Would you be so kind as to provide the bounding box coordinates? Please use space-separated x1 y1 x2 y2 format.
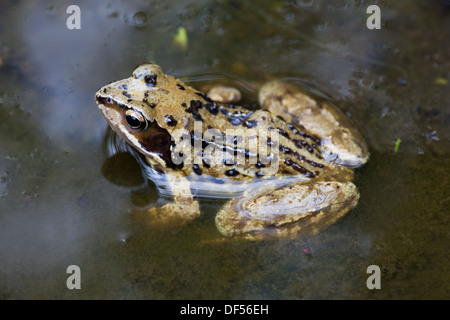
96 95 178 170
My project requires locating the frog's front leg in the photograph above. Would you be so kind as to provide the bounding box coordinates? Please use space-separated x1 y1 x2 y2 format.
147 171 200 225
215 180 359 239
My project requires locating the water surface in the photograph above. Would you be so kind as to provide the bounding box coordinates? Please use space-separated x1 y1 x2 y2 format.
0 0 449 299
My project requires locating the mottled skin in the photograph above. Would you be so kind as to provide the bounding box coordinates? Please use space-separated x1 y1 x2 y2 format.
95 64 368 239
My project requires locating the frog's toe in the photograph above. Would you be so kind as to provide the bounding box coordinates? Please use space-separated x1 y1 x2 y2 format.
321 133 369 168
215 181 359 240
145 201 201 226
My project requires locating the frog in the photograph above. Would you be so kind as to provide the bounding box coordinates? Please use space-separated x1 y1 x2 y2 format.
95 64 368 240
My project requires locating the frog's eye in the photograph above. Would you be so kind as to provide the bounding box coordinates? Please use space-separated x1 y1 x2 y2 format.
124 108 149 132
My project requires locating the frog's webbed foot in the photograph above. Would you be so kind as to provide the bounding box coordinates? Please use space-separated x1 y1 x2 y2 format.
259 81 369 168
147 200 200 225
145 173 200 225
215 180 359 240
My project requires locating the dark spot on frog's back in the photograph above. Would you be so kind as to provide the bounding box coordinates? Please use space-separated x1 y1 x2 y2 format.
205 103 219 115
228 117 242 126
277 128 290 138
202 158 211 168
280 145 291 154
225 169 239 177
243 120 257 128
192 164 202 175
293 139 304 149
186 100 204 121
144 74 157 87
177 83 185 90
188 100 203 110
255 171 264 178
255 161 265 168
165 115 177 126
285 158 315 178
218 106 230 116
195 91 214 103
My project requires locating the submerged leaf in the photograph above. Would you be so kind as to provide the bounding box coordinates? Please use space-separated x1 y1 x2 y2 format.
173 26 188 50
394 138 401 153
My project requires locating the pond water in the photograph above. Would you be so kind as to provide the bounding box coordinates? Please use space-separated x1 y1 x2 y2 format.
0 0 449 299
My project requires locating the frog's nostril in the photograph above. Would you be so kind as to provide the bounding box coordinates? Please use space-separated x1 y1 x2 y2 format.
96 96 111 105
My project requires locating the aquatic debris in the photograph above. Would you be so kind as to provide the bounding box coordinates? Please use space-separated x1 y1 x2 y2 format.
435 77 447 85
425 130 439 141
396 78 407 86
173 26 188 50
132 11 148 28
394 138 401 153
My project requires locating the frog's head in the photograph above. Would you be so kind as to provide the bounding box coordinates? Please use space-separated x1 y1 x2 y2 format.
95 64 179 168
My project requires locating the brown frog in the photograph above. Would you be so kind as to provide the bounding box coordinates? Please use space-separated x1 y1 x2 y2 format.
95 64 368 239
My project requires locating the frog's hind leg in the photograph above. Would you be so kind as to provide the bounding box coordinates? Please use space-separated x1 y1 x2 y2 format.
258 81 369 168
215 180 359 240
